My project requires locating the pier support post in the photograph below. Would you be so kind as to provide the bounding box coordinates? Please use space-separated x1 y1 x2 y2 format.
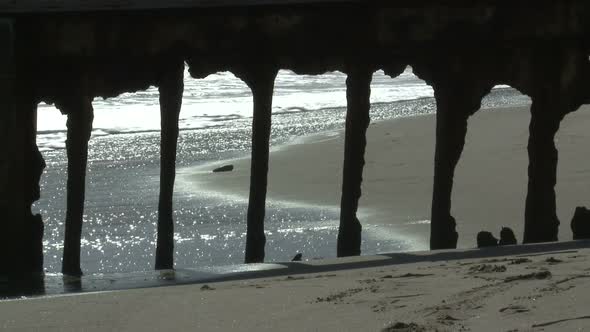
61 96 94 276
235 65 278 263
429 82 491 250
0 19 45 276
414 57 493 250
337 66 373 257
430 87 467 250
520 48 588 243
155 61 184 270
523 99 563 243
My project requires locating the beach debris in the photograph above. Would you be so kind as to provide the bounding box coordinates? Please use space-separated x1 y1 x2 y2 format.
504 270 552 282
292 253 302 261
509 258 532 265
382 322 426 332
571 206 590 240
286 275 304 280
200 284 215 291
469 264 507 274
477 231 498 248
499 227 517 245
315 287 364 303
212 164 234 173
545 257 563 264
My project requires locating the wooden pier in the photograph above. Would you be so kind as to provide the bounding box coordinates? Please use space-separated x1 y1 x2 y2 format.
1 1 590 277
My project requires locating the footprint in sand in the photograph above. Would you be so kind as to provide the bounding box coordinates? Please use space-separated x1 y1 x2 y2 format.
499 305 530 314
504 271 551 283
509 258 532 265
382 322 427 332
545 257 563 264
392 273 434 278
468 264 507 274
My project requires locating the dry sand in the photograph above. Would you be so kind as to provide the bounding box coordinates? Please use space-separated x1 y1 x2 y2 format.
188 105 590 249
3 241 590 331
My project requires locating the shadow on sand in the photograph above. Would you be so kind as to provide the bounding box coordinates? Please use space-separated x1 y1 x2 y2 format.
2 240 589 300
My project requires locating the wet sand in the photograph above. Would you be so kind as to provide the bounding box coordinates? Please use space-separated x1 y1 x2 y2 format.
188 105 590 249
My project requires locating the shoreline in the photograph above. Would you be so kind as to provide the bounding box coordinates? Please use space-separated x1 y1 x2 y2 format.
184 104 590 249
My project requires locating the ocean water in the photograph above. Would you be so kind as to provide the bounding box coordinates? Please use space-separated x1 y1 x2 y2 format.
33 68 531 274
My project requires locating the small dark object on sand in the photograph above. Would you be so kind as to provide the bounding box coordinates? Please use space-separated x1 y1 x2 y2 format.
212 164 234 173
382 322 426 332
477 231 498 248
510 258 532 265
200 284 215 291
504 270 551 282
292 253 302 261
499 227 517 245
571 206 590 240
545 257 562 264
469 264 507 273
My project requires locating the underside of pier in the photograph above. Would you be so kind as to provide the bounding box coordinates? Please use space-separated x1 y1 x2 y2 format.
2 1 590 276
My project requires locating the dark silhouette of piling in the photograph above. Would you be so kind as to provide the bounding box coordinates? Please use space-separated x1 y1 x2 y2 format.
337 66 372 257
0 22 46 276
477 231 498 248
429 86 467 250
62 97 94 276
571 207 590 240
235 65 278 263
523 102 562 244
5 4 590 278
155 61 185 270
416 60 491 250
499 227 517 245
520 49 588 244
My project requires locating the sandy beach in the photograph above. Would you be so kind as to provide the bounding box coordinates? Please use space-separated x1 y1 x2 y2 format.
4 104 590 331
3 240 590 331
188 104 590 249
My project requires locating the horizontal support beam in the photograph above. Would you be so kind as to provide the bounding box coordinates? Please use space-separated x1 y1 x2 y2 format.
3 0 360 13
